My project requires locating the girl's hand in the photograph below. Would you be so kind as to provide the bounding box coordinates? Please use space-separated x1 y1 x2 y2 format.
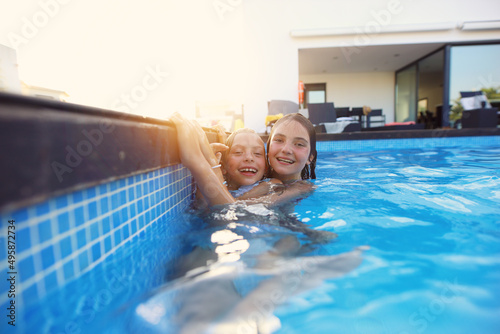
189 119 220 167
209 124 228 164
210 143 228 164
170 113 235 205
211 123 228 144
170 113 204 168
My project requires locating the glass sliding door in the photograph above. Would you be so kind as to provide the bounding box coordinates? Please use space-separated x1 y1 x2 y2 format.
449 44 500 126
394 43 499 127
395 65 417 122
418 50 444 127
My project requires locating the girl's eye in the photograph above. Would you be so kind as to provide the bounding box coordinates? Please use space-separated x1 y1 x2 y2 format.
273 138 283 143
233 151 243 155
254 152 263 156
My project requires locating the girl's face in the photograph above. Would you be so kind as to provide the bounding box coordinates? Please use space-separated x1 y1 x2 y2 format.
268 120 312 182
223 132 266 189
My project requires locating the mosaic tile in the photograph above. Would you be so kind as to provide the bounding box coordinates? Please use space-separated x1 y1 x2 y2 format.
0 164 194 308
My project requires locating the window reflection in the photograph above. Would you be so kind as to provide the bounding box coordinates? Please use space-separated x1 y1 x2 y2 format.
418 50 444 128
449 44 500 126
395 65 417 122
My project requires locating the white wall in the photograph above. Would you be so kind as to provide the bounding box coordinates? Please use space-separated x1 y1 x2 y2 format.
0 44 21 93
300 72 395 123
239 2 301 132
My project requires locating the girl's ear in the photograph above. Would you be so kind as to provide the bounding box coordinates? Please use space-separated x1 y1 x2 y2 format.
306 154 314 165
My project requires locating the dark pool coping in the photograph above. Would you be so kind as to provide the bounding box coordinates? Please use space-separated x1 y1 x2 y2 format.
260 127 500 142
318 127 500 141
0 92 219 212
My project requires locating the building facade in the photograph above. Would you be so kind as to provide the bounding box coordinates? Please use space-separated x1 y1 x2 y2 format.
229 0 500 130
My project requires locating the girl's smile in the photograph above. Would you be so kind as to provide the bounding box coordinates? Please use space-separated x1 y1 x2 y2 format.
268 120 313 182
223 132 266 190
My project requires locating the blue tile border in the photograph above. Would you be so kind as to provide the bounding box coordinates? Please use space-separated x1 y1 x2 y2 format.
0 164 193 308
317 135 500 152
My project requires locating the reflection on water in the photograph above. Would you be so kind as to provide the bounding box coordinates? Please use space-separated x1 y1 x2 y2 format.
211 229 250 263
131 203 363 334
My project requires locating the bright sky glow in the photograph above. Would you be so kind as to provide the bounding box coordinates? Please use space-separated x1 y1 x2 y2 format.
0 0 249 120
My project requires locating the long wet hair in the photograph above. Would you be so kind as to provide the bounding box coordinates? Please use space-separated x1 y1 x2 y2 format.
266 113 317 180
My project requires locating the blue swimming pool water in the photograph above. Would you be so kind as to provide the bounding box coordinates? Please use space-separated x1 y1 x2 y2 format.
277 144 500 334
17 140 500 334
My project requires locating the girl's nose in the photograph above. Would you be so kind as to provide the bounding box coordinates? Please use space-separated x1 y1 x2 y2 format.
243 151 254 161
281 142 293 154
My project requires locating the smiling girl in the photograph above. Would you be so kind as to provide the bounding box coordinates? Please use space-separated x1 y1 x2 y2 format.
221 128 267 191
266 113 317 182
171 112 317 206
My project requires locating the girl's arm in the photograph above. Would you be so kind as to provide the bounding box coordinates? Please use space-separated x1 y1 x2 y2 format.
239 180 316 206
171 113 235 206
235 178 283 200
